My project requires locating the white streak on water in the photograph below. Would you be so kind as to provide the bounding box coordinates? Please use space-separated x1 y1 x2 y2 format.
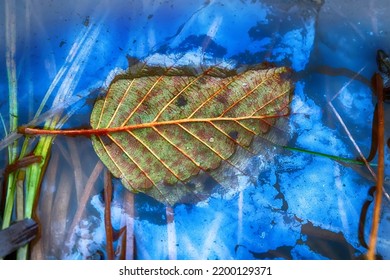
237 191 243 244
334 163 350 235
328 102 377 180
206 16 223 39
200 213 223 259
52 24 102 108
166 206 177 260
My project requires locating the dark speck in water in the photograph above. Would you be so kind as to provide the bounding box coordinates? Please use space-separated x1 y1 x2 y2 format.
301 221 363 259
83 16 90 27
86 250 104 260
249 245 294 260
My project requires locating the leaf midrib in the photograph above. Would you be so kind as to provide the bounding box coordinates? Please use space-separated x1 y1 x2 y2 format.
22 112 289 137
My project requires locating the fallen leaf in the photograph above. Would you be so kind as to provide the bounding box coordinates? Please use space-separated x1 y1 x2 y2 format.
90 61 294 205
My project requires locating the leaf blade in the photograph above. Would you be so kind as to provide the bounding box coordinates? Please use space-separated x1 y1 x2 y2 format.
90 63 294 204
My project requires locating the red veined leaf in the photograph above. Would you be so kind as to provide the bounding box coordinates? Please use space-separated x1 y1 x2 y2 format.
89 61 294 205
21 61 294 205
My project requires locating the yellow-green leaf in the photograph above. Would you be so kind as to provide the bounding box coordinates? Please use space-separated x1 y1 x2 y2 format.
90 62 294 205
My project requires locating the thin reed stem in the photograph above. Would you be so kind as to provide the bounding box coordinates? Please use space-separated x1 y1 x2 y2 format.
367 73 384 260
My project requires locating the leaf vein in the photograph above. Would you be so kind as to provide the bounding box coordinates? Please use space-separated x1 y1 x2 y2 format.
152 126 203 170
126 129 183 181
120 75 165 127
100 134 157 189
152 67 214 122
188 75 237 119
250 83 289 117
177 123 228 161
106 78 136 128
208 121 255 155
219 69 270 117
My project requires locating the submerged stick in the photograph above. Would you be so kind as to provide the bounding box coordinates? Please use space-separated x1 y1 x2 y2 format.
367 73 384 260
104 170 114 260
0 218 38 258
66 161 104 243
121 190 135 260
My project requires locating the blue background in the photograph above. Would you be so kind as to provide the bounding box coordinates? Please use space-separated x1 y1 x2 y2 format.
0 0 389 259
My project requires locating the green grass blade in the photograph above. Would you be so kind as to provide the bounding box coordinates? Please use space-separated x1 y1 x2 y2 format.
282 145 377 166
2 0 19 231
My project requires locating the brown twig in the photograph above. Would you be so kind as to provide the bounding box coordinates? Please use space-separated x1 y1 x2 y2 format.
113 226 127 260
104 170 114 260
121 190 134 259
3 155 42 175
367 73 384 260
66 161 104 243
118 228 127 260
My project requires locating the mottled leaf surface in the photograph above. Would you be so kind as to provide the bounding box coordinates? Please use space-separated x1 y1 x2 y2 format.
90 62 294 205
